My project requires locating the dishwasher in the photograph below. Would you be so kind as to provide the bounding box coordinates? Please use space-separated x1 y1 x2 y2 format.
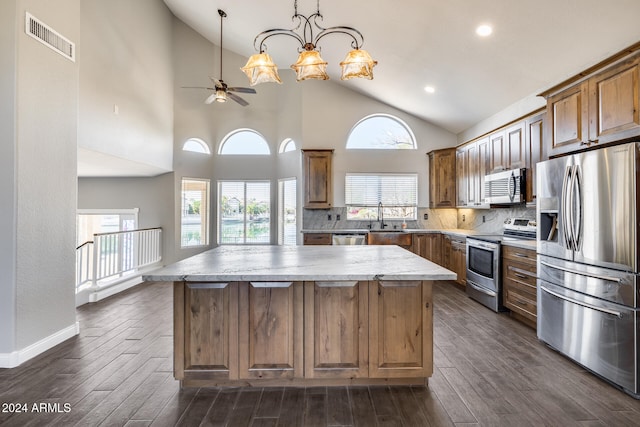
332 234 366 245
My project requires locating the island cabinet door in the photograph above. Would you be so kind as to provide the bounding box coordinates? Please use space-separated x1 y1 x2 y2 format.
304 281 369 379
369 280 433 378
238 281 304 380
174 282 239 382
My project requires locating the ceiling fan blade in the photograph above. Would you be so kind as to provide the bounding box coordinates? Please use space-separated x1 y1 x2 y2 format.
182 86 215 90
227 92 249 107
204 93 217 104
210 77 224 88
227 87 256 94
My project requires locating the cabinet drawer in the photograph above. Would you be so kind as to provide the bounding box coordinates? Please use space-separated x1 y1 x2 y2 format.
503 245 536 265
504 287 537 322
303 233 332 245
503 261 537 291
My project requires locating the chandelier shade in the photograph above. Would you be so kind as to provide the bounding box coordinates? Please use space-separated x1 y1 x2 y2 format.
242 0 377 84
340 49 377 80
241 53 282 85
291 50 329 81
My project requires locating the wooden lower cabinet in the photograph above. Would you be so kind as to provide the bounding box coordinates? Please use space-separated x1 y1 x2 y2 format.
238 281 303 380
174 282 239 382
174 280 432 386
303 233 332 245
304 281 369 379
502 246 537 329
369 280 433 378
412 233 442 265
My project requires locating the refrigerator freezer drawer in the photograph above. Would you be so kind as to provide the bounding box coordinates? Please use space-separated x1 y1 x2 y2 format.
538 281 639 396
538 255 639 308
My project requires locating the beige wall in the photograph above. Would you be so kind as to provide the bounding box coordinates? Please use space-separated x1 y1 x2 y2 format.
78 0 174 174
0 0 18 354
11 0 79 353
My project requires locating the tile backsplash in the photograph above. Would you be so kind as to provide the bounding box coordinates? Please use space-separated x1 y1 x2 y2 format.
302 206 533 232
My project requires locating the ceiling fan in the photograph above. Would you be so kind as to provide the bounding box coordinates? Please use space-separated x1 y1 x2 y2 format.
182 9 256 107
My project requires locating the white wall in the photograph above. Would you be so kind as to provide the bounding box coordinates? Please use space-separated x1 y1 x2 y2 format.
77 174 177 264
13 0 79 352
298 78 457 207
78 0 174 174
0 0 18 354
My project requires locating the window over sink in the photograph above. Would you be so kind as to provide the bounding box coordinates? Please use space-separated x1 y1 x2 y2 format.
345 173 418 220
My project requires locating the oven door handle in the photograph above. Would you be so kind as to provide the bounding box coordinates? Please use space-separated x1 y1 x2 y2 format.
467 281 497 297
539 260 621 283
540 286 622 318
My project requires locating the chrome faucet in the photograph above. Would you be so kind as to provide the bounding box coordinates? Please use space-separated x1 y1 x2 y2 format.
377 202 387 229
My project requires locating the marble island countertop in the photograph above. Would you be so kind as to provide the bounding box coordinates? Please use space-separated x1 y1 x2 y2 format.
143 245 456 282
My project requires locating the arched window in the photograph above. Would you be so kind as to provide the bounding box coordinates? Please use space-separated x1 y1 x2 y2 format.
182 137 211 154
219 129 271 155
279 138 297 153
346 114 416 149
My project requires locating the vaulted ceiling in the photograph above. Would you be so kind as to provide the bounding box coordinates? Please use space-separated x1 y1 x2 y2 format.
164 0 640 135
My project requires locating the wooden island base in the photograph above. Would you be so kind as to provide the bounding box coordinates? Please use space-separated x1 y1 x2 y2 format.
174 280 434 388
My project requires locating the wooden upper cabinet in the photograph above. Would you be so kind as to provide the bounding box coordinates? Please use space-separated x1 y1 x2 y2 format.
589 56 640 144
526 113 545 203
302 149 333 209
489 130 506 171
546 81 589 157
506 122 526 169
545 50 640 157
455 148 466 207
428 148 457 208
477 137 490 205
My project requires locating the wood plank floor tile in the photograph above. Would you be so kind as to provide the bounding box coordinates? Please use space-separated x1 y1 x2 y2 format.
1 280 639 426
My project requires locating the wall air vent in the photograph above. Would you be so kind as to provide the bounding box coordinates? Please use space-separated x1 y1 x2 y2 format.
25 12 75 62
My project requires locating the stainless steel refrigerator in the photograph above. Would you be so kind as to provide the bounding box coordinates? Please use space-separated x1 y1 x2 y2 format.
537 141 639 398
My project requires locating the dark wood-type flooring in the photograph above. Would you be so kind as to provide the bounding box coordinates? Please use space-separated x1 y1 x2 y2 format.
1 281 639 426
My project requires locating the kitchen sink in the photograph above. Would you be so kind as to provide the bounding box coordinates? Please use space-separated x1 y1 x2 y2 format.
367 231 412 246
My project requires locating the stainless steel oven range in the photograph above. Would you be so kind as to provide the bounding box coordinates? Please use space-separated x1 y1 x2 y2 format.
466 237 503 312
466 218 536 312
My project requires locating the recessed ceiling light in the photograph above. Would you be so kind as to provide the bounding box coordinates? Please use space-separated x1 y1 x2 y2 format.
424 86 435 94
476 24 493 37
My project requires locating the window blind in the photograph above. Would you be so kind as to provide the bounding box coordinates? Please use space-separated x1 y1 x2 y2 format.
345 174 418 207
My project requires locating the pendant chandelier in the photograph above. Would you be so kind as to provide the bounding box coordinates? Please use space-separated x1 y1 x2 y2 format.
241 0 377 85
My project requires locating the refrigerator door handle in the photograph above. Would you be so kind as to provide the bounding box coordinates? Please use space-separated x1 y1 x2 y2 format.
573 165 583 251
539 260 622 283
561 165 574 250
540 286 623 318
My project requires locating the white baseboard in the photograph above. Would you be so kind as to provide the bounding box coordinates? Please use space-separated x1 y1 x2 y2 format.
0 322 80 368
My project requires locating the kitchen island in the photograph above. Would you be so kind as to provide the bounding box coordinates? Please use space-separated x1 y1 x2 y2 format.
143 245 455 387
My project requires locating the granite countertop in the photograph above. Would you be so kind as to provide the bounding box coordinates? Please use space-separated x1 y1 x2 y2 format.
143 245 456 282
301 228 482 236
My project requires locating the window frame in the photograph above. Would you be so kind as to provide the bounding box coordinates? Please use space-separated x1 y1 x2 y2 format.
182 137 211 154
345 173 418 221
218 180 272 245
180 178 210 248
278 178 297 245
278 138 297 153
218 128 271 155
346 113 417 150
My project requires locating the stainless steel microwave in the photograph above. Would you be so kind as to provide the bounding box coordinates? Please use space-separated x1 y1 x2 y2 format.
484 168 526 205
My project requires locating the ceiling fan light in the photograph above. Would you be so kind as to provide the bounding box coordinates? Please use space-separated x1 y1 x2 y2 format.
215 89 227 103
241 53 282 85
340 49 377 80
291 50 329 81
